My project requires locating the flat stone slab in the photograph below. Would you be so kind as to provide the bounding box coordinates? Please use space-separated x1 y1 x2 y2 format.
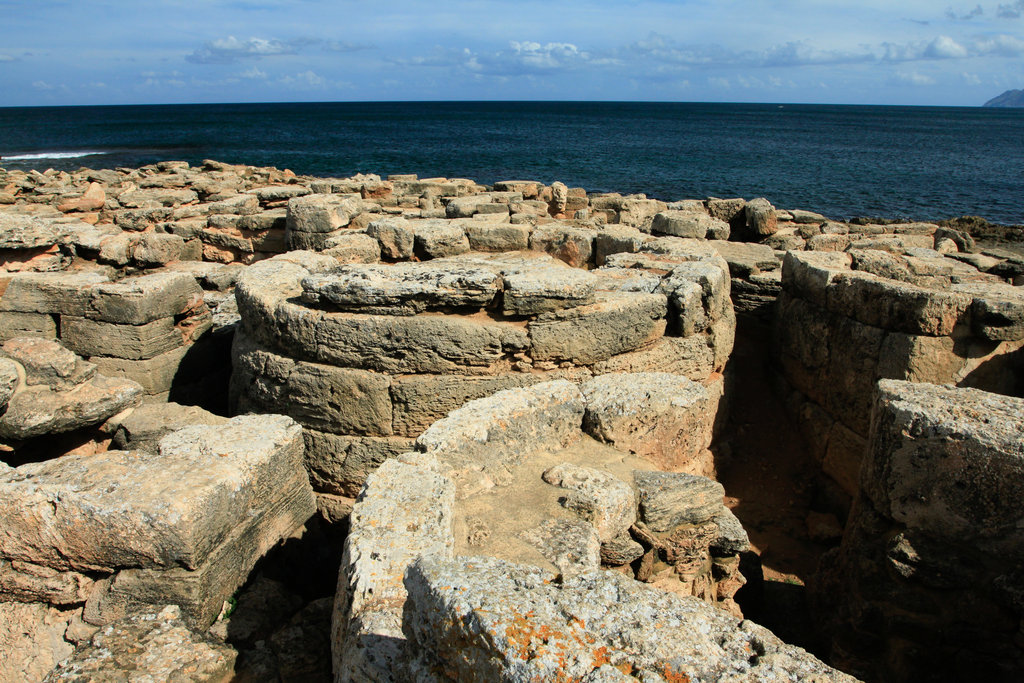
403 555 857 682
502 264 598 316
0 414 305 572
300 262 501 315
633 470 726 533
0 373 142 441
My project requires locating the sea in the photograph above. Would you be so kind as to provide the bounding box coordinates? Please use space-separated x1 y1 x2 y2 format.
1 101 1022 225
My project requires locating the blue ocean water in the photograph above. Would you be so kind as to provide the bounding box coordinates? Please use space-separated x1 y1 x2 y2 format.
0 101 1021 224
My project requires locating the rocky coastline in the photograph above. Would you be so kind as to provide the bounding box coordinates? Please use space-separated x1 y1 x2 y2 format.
0 159 1021 682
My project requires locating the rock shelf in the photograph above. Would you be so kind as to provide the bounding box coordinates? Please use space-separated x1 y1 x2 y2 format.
0 159 1021 681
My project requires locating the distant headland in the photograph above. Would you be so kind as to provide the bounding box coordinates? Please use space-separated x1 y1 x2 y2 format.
983 89 1024 107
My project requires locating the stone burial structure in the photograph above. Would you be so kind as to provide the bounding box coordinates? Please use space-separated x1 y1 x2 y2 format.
814 381 1024 682
0 414 315 681
332 378 853 682
775 248 1024 500
230 234 736 519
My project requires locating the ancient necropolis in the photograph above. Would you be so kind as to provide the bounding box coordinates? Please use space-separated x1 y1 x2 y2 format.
0 160 1020 682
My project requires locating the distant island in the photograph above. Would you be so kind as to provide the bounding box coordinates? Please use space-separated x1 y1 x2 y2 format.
983 89 1024 107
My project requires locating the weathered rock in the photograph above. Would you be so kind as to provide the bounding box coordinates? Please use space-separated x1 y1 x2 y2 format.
1 337 94 390
0 373 142 440
87 271 203 325
403 555 856 683
520 519 601 576
530 225 594 268
502 263 598 316
542 462 636 542
111 401 228 453
651 211 727 239
44 605 236 682
302 430 415 496
745 197 778 236
633 470 725 533
413 220 470 259
301 262 501 315
61 315 184 361
582 373 716 473
0 601 78 682
366 217 415 259
0 271 109 317
286 194 361 234
463 222 530 252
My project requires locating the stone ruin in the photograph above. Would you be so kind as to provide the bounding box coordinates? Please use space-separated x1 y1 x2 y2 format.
0 158 1021 681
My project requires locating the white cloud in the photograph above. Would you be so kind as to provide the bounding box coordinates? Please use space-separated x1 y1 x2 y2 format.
997 1 1024 19
278 70 326 88
32 80 54 90
240 67 267 79
187 36 296 64
974 33 1024 56
892 71 937 85
946 4 984 20
0 54 14 62
925 35 969 58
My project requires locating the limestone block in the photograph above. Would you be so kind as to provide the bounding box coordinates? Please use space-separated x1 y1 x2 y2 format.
333 459 454 681
417 380 585 497
87 272 203 325
0 358 18 409
286 227 354 252
590 266 664 293
322 232 382 264
591 334 716 380
285 361 393 436
582 372 715 472
542 463 636 543
205 192 260 215
806 233 851 251
247 185 311 203
165 261 242 291
710 240 780 278
1 337 94 390
61 316 183 360
0 373 143 440
413 220 470 259
745 197 778 236
303 430 416 496
463 222 530 252
780 250 851 307
0 311 57 342
391 372 559 437
366 217 415 259
521 519 601 577
301 262 500 315
651 211 727 239
660 261 731 336
286 193 361 233
593 226 647 266
530 225 595 268
528 292 667 364
118 188 198 208
862 380 1024 550
43 605 236 682
130 232 185 266
601 534 646 565
89 344 194 396
0 602 78 683
311 308 529 374
633 470 726 532
111 401 228 453
956 281 1024 341
0 270 109 316
403 556 855 683
0 414 307 572
502 263 598 316
822 421 867 497
0 559 95 605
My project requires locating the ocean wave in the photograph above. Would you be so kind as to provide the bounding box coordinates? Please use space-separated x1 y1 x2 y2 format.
2 150 106 161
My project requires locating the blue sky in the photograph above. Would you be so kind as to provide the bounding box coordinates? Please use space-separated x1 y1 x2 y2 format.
1 0 1022 106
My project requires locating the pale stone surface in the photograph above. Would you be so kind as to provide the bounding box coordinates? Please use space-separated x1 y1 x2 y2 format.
1 337 94 390
651 211 728 239
413 220 470 259
286 194 361 234
0 414 308 572
333 459 454 682
44 605 236 682
303 430 416 496
745 197 778 236
61 315 184 361
520 519 601 576
404 556 856 683
502 263 598 316
87 271 203 325
581 373 715 472
0 271 110 317
111 401 228 453
301 262 501 314
366 217 415 259
0 601 78 683
541 463 636 543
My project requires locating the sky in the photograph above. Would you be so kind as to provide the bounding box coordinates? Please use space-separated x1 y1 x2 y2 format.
1 0 1022 107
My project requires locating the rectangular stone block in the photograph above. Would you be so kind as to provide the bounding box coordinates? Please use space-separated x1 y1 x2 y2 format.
87 272 202 325
286 362 393 436
0 415 306 573
0 311 57 342
89 344 191 395
62 316 183 360
528 292 667 365
0 271 109 316
303 430 416 496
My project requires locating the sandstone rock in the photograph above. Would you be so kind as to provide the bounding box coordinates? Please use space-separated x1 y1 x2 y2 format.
651 211 727 239
111 401 227 453
633 470 725 533
0 414 309 573
87 271 203 325
528 292 667 364
0 311 57 342
0 358 18 409
403 555 856 682
0 270 109 317
56 182 105 213
530 225 594 268
333 458 454 681
502 263 598 316
463 222 531 252
301 262 501 315
413 220 470 259
44 605 236 682
0 601 78 682
745 197 778 236
789 208 827 224
366 217 415 259
118 187 197 208
286 194 361 234
710 240 780 277
130 232 185 266
322 232 381 264
582 372 715 473
542 462 636 542
302 430 415 496
1 337 94 390
417 380 585 497
0 373 142 440
600 533 646 565
61 316 184 361
520 518 601 576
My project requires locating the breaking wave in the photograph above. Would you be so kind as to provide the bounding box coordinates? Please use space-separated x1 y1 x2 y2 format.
2 150 106 161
